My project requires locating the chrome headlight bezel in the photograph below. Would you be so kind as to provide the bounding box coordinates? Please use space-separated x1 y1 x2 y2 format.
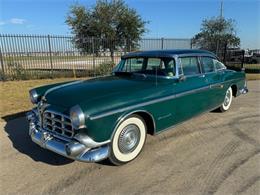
29 89 39 104
70 105 86 129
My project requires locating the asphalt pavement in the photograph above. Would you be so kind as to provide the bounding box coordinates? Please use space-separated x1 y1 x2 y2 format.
0 80 259 195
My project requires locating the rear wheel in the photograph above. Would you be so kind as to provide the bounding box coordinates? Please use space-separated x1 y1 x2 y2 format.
219 87 233 112
109 115 147 165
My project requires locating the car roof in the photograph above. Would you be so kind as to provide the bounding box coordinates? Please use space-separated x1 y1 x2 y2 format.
122 49 217 59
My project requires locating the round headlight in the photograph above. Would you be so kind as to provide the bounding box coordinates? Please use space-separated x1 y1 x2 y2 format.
70 105 85 129
29 89 39 104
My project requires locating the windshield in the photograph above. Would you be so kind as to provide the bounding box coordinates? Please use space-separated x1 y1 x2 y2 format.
114 57 176 77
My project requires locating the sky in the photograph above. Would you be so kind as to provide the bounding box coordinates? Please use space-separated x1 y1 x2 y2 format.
0 0 259 49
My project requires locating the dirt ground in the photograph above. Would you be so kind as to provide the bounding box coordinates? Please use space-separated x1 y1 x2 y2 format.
0 81 259 195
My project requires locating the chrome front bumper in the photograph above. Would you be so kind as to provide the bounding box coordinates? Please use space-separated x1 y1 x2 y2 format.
26 111 110 162
239 87 249 95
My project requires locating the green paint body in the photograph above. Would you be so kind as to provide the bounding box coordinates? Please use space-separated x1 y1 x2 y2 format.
32 69 245 142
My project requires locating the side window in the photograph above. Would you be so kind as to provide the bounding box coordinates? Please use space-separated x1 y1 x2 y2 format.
165 59 176 76
179 57 200 76
146 58 175 77
201 57 215 73
147 58 163 70
124 58 144 72
214 59 226 70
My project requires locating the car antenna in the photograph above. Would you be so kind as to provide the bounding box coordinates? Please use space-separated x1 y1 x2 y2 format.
155 66 158 86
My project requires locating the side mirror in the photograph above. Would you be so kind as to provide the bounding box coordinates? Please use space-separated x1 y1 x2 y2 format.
178 75 186 82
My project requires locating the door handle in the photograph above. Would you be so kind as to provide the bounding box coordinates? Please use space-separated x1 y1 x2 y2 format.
199 74 205 78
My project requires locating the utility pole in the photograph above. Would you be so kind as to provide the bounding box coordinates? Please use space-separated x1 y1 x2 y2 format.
220 0 223 18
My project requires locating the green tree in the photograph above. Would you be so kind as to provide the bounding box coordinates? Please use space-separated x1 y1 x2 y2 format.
192 17 240 59
66 0 147 61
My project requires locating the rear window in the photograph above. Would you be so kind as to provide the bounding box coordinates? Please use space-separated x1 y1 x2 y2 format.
214 59 226 70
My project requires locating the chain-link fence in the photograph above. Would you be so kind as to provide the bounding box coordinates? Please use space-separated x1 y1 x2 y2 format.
0 34 192 80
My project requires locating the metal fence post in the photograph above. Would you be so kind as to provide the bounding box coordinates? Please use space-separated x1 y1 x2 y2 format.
124 39 127 54
47 35 53 78
0 46 5 81
92 37 96 77
161 38 164 50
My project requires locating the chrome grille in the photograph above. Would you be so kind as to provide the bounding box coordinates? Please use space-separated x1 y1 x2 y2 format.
43 111 74 138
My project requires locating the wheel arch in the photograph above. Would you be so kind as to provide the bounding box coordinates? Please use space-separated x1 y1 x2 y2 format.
111 110 156 140
231 84 238 97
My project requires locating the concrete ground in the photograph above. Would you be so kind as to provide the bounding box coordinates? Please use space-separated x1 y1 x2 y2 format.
0 81 259 195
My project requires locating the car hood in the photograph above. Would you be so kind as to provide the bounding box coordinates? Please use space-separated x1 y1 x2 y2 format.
45 76 167 113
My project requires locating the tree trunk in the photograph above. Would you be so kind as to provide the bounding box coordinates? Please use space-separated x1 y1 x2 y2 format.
110 49 114 63
223 42 228 64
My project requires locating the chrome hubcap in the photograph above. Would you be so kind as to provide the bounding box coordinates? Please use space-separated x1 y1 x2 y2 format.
118 124 140 154
224 89 231 106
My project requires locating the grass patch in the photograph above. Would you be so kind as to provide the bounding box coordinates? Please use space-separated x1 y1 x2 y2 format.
0 73 258 122
246 74 260 80
226 64 260 73
0 77 84 121
244 64 260 70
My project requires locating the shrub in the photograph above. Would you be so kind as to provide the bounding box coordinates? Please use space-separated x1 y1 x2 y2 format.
96 61 115 76
7 62 29 80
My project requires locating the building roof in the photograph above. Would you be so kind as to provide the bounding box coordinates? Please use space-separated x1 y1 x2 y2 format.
122 49 216 58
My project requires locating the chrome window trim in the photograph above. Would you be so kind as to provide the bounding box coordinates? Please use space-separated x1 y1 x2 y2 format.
199 56 227 73
133 73 179 80
177 56 202 77
115 56 179 79
199 56 217 73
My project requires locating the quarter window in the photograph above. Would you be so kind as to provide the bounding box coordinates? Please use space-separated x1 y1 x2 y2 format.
179 57 200 76
201 57 215 73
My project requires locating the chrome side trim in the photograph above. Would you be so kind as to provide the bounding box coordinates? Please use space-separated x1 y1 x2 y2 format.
90 85 210 120
175 85 210 98
90 94 177 120
154 104 222 135
210 83 224 89
90 78 243 121
43 80 83 98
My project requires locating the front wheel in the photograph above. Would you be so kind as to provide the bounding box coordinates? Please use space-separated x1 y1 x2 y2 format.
109 115 147 165
219 87 233 112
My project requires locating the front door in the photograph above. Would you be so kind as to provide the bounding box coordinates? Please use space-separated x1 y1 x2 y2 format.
173 56 211 124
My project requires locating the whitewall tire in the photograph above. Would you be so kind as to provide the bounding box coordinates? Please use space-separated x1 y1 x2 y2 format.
109 115 147 165
220 87 233 112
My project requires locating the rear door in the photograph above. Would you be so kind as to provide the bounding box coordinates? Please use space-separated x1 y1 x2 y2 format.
200 56 225 108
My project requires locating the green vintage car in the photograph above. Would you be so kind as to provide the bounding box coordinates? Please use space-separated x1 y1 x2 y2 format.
27 49 248 165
